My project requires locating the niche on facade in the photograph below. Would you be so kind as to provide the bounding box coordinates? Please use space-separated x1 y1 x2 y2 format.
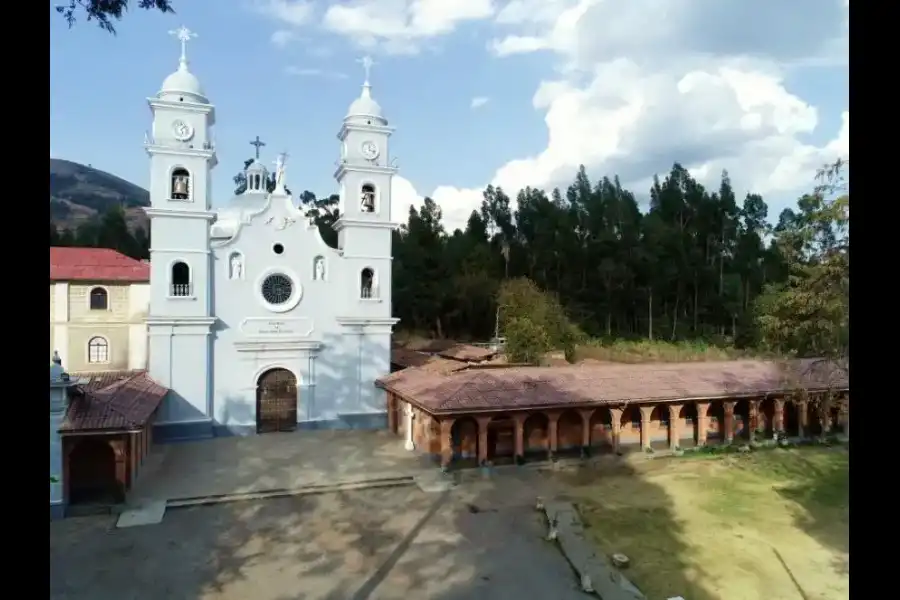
360 267 378 299
360 183 376 213
313 256 326 281
171 167 191 201
229 251 244 280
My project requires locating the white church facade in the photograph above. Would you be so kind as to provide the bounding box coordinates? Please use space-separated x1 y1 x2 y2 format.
145 27 398 441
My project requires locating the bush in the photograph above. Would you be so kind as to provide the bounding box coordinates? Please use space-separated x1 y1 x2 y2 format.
498 278 584 363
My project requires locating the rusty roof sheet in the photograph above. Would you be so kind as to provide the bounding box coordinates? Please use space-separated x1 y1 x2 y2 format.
436 344 496 362
376 358 848 414
61 371 168 433
50 247 150 282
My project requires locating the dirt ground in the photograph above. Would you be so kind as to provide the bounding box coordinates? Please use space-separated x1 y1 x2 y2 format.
50 484 588 600
559 447 850 600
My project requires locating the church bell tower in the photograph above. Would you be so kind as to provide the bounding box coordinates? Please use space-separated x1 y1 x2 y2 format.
144 26 216 435
333 57 398 256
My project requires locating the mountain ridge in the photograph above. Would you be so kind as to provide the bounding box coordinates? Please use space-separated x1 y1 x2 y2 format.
50 158 150 231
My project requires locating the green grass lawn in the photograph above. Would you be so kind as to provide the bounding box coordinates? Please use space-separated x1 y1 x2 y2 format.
560 447 849 600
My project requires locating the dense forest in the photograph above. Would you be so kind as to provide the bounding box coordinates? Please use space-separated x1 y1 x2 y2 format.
50 159 849 360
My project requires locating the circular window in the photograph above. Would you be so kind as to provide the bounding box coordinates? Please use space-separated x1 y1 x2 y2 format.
261 274 293 305
273 243 284 255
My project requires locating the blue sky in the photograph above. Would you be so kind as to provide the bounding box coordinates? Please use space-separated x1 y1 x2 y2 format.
50 0 849 230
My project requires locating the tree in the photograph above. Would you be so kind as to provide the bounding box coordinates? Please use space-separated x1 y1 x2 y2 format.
56 0 174 34
754 159 849 363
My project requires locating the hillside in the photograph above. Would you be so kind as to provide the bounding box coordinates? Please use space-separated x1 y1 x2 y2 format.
49 158 149 231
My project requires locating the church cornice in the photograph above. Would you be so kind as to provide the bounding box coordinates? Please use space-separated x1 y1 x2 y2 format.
144 207 217 221
337 123 394 140
333 162 398 180
332 217 398 232
145 144 217 163
336 317 400 328
147 97 216 115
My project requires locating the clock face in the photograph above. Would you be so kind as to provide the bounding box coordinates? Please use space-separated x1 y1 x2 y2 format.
172 119 194 142
360 140 379 160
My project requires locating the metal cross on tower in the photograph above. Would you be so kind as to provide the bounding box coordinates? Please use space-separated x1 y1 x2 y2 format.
250 136 266 160
168 25 197 65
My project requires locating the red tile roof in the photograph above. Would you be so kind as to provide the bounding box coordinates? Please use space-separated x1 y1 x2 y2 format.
377 359 849 414
61 371 168 433
50 247 150 282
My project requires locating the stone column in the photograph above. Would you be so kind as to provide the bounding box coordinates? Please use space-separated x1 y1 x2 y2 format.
773 398 784 433
579 409 594 448
723 401 735 444
798 400 808 438
50 355 74 520
639 406 653 450
696 401 709 446
404 404 415 451
668 404 682 449
609 408 623 453
439 418 455 468
476 417 491 465
387 393 398 434
547 412 560 459
749 400 761 437
514 415 525 460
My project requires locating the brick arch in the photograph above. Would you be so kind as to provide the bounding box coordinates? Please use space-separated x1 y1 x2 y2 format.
486 413 517 461
523 413 549 455
620 406 641 449
557 410 583 451
589 408 613 449
647 405 669 448
733 399 752 440
706 401 726 443
451 416 479 461
782 400 801 437
759 397 777 437
678 403 699 446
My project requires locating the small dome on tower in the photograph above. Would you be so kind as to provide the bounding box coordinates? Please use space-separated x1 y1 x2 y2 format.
158 26 208 104
243 160 269 195
345 57 387 126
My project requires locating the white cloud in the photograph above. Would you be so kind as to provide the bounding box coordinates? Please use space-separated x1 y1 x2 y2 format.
420 0 849 230
270 29 297 47
470 96 489 109
256 0 315 27
284 66 348 79
263 0 495 54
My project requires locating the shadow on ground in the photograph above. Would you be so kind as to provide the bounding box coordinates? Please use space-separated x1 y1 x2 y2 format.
773 446 850 555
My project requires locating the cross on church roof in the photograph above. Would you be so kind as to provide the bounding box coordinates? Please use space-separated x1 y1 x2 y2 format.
169 25 197 65
250 136 266 160
357 56 375 85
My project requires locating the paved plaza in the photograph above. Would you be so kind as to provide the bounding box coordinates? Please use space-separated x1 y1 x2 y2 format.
51 481 589 600
129 430 430 504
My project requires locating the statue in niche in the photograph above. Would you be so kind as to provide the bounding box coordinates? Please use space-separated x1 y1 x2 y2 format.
314 257 326 281
230 253 243 280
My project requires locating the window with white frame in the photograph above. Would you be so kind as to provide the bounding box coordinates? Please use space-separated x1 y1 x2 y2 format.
170 261 192 297
88 337 109 363
89 287 108 310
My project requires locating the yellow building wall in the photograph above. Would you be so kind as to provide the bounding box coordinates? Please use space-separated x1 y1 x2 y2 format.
49 281 149 372
66 325 131 372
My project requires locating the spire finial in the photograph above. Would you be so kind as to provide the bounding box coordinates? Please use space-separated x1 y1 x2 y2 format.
357 56 375 98
169 25 197 70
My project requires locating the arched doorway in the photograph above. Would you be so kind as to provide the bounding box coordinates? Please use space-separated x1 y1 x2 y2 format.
783 400 800 437
523 413 549 460
69 439 122 505
589 409 613 451
451 417 479 466
734 399 751 440
557 410 583 457
678 404 699 447
256 368 298 433
706 402 725 444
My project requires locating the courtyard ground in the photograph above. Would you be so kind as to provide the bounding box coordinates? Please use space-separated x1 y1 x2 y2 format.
557 447 849 600
51 477 589 600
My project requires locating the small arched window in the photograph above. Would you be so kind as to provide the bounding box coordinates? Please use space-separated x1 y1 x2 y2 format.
171 261 192 297
360 184 376 213
89 287 108 310
171 167 191 201
87 337 109 364
360 268 376 299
